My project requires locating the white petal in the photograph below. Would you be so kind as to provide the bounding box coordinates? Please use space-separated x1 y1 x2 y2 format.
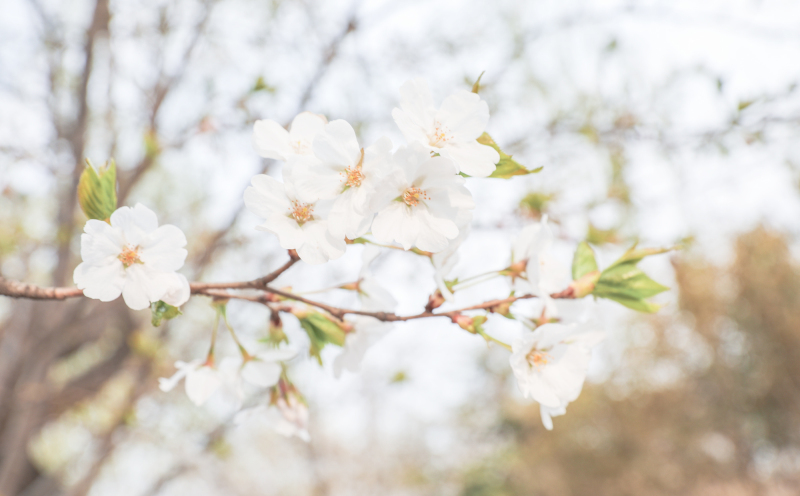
257 215 305 250
313 119 361 167
288 111 327 143
185 366 222 406
244 174 291 218
120 264 170 310
160 273 191 307
393 79 436 144
111 204 159 246
74 260 125 302
80 220 124 262
441 140 499 177
253 119 293 161
241 360 282 388
139 224 187 272
437 90 489 141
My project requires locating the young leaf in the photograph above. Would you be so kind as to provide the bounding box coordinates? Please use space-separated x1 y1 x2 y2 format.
572 241 599 280
151 300 182 327
477 133 543 179
471 71 485 93
296 311 346 364
590 244 674 313
77 159 117 221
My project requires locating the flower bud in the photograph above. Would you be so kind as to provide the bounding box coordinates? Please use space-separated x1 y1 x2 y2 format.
339 281 360 291
488 301 512 318
452 314 478 333
264 311 288 347
425 290 446 312
569 270 600 298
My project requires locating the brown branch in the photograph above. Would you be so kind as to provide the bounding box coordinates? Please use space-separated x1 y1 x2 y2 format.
0 255 575 323
192 286 573 323
0 276 84 300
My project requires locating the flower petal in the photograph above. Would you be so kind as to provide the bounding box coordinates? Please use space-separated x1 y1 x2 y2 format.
441 140 499 177
253 119 293 161
437 90 489 141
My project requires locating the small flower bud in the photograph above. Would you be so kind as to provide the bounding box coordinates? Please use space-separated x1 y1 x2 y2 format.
569 270 600 298
425 290 446 312
452 314 478 333
339 281 360 291
488 301 512 317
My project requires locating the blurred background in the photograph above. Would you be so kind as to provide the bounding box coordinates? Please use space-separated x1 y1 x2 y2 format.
2 0 800 494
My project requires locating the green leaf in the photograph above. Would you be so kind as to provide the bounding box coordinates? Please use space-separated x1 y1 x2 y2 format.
77 159 117 221
590 244 674 313
597 293 662 313
471 71 485 93
572 241 598 280
605 245 674 269
151 300 182 327
297 311 346 364
476 133 543 179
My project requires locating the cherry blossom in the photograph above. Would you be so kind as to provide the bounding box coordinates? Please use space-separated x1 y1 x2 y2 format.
431 211 472 301
333 316 393 378
391 78 499 177
289 119 393 239
356 244 397 311
252 111 327 161
235 394 310 442
509 215 567 317
73 203 190 310
244 174 346 264
158 360 223 407
509 323 605 429
240 348 297 388
370 143 474 253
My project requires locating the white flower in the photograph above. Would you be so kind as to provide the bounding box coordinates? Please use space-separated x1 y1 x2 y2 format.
510 215 566 317
244 174 346 265
391 78 499 177
509 323 605 429
73 203 190 310
235 396 310 442
333 316 392 378
540 403 567 431
253 111 327 161
289 120 393 239
240 348 297 388
357 244 397 312
370 144 474 253
158 359 223 406
431 211 472 301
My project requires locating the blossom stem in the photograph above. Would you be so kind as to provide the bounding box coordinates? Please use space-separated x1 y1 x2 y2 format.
451 273 501 292
221 311 252 360
206 312 220 364
477 329 513 352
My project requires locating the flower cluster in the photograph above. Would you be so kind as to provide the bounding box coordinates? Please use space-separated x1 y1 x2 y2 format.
244 79 498 264
67 77 670 437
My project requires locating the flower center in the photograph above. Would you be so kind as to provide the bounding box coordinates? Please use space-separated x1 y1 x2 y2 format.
402 187 429 207
526 349 552 370
342 166 364 188
291 139 311 155
118 245 142 268
290 200 314 224
428 121 452 148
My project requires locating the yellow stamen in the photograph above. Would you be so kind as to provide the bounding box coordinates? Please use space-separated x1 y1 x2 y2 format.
290 200 313 224
428 121 451 148
402 187 429 207
118 245 142 268
526 349 552 370
343 166 364 188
